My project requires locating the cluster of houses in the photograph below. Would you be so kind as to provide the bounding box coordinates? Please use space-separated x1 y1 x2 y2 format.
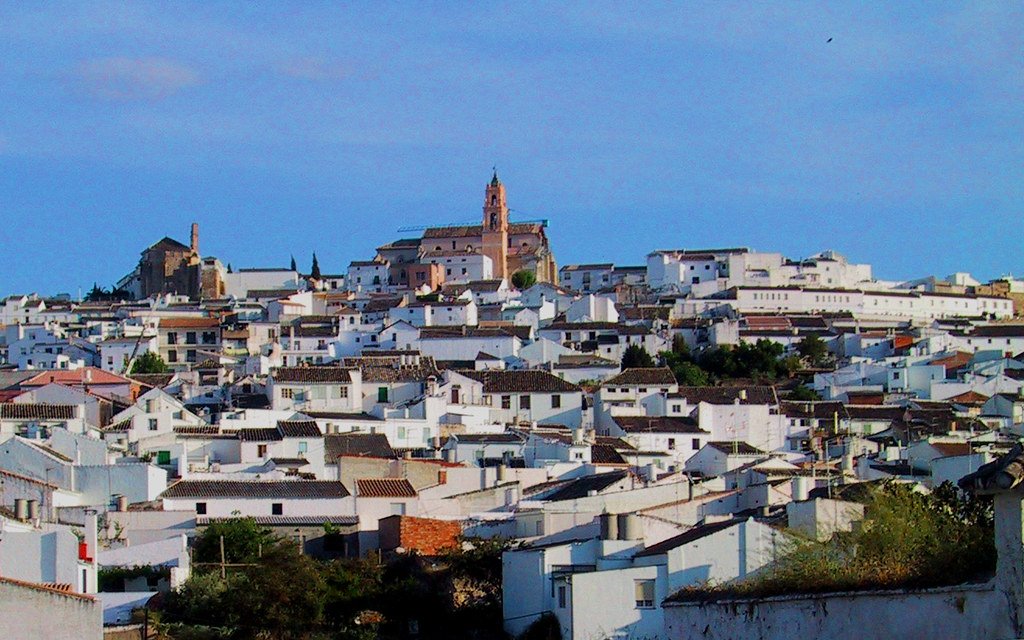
4 187 1024 636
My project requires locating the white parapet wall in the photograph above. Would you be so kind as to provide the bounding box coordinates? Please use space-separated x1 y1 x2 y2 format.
663 583 1011 640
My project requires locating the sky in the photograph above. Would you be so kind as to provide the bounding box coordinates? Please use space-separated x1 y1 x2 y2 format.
0 2 1021 296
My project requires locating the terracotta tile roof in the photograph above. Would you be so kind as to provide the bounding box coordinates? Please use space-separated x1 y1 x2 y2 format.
103 418 132 433
272 366 354 383
161 479 349 499
237 428 283 442
22 368 130 387
0 403 77 420
356 478 417 498
672 386 777 405
781 401 848 420
948 390 990 404
540 470 629 501
603 368 677 387
618 306 671 321
277 419 322 438
636 518 742 558
452 432 526 444
419 325 531 341
158 317 221 329
0 576 96 601
591 444 627 464
129 373 176 388
457 370 580 393
707 441 765 455
198 515 358 526
340 356 440 382
929 351 973 373
971 324 1024 338
174 425 220 435
0 468 60 489
614 416 707 434
930 442 972 457
324 433 396 461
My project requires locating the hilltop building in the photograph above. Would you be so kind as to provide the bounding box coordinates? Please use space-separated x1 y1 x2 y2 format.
376 172 558 290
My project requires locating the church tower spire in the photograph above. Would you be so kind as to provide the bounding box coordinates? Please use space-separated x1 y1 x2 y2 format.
482 169 509 279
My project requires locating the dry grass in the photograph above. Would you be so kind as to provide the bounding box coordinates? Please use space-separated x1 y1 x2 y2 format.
671 482 995 602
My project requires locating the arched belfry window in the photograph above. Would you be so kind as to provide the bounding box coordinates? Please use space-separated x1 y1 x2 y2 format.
491 195 497 206
490 213 498 228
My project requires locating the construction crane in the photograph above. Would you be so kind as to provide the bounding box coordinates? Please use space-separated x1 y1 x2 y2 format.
396 217 549 234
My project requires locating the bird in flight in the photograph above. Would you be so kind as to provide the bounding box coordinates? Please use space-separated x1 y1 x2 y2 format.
827 37 833 43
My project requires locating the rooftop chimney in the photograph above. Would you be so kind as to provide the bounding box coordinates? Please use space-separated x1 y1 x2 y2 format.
190 222 199 255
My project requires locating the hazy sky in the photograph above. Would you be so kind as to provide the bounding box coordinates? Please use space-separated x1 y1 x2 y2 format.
0 2 1021 296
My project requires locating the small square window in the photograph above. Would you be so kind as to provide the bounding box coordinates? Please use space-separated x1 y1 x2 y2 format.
195 502 207 515
272 503 283 515
551 395 561 409
635 579 655 608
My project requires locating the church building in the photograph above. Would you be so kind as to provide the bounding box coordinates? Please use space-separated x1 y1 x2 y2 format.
414 172 558 284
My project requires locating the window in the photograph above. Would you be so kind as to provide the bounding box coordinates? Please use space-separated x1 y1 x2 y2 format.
671 405 680 414
157 450 171 465
378 387 389 403
520 395 531 410
195 502 207 515
257 444 268 458
167 350 178 363
635 579 655 608
390 502 406 516
501 395 511 409
202 331 216 344
692 438 701 450
557 585 567 608
339 386 349 398
281 388 294 399
551 394 561 409
186 331 197 344
272 503 283 515
298 441 308 454
167 332 178 345
186 350 196 363
668 438 676 450
148 418 159 431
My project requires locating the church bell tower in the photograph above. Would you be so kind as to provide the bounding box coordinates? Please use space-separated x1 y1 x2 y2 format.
482 169 509 279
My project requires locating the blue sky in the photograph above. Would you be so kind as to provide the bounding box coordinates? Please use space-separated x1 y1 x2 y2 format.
0 2 1021 296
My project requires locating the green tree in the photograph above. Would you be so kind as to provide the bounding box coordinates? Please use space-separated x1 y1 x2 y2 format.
128 351 170 374
85 283 108 301
511 270 537 290
673 361 710 386
621 344 655 369
234 543 326 640
796 335 830 367
192 517 278 565
311 253 322 280
788 385 821 401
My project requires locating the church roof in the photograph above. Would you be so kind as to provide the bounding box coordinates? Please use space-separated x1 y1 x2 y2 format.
422 222 543 240
145 237 191 253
